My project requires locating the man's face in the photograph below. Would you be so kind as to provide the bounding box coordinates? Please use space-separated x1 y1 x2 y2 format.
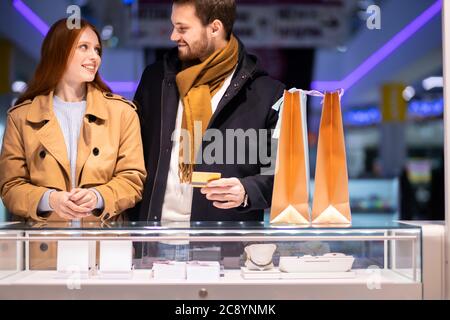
170 3 215 61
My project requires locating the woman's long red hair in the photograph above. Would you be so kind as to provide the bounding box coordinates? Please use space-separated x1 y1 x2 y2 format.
16 18 111 105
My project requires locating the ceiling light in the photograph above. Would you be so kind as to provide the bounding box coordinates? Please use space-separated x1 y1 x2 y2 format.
101 25 114 41
422 76 443 90
402 86 415 101
11 81 27 93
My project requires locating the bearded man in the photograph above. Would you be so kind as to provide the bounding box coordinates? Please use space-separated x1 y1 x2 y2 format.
132 0 285 223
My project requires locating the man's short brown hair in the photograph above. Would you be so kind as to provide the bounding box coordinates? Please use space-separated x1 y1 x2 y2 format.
173 0 236 39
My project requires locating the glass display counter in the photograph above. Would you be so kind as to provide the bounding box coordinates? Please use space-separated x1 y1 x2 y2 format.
0 221 422 299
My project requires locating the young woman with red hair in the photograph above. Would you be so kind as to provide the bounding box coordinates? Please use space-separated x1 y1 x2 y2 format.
0 18 146 223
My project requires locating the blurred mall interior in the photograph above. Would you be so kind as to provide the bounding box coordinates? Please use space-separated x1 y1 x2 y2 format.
0 0 445 223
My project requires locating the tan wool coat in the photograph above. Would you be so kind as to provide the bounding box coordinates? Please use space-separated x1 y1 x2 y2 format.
0 84 147 223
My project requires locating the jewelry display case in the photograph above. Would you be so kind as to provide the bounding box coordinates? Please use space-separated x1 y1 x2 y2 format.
0 221 422 299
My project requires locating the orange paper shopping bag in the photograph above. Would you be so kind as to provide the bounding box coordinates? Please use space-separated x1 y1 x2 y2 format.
270 90 310 224
311 91 351 225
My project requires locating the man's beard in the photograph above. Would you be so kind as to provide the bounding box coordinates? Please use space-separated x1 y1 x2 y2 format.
178 37 212 62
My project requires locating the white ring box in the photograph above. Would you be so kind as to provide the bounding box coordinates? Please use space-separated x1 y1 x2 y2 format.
57 240 95 277
98 241 133 279
152 261 186 280
279 253 355 273
186 261 220 281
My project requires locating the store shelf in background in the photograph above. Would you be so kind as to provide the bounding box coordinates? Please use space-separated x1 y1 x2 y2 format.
311 178 399 214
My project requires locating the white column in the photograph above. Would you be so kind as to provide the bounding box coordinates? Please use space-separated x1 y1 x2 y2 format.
443 0 450 300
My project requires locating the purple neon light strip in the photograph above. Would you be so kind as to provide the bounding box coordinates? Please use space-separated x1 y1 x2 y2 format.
310 80 342 92
105 81 139 93
311 0 442 91
12 0 49 36
12 0 138 93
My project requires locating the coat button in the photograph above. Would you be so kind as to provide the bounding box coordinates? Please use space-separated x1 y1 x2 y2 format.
93 148 99 156
105 93 113 97
88 115 97 123
39 243 48 252
104 213 110 219
39 150 46 159
224 93 229 98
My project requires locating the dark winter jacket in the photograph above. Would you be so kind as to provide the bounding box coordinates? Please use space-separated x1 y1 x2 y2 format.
131 40 285 222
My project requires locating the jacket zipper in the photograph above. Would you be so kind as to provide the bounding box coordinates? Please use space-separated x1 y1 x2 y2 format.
147 78 166 221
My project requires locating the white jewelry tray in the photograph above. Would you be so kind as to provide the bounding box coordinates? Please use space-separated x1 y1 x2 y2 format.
279 253 355 273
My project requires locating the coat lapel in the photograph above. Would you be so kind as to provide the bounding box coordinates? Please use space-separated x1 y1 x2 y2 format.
147 76 179 218
206 68 251 130
161 77 180 148
207 42 256 129
28 93 71 183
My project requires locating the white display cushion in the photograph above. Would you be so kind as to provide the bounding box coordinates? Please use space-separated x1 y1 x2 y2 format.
186 261 221 281
279 253 355 273
244 244 277 271
99 240 133 272
57 240 93 273
153 261 186 280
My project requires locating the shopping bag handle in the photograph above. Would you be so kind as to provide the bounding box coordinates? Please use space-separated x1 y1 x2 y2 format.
271 88 344 113
303 89 345 99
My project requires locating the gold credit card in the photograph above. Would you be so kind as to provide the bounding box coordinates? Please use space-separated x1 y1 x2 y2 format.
191 172 221 188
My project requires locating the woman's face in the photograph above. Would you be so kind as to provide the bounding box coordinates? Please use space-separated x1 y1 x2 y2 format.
63 27 102 85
